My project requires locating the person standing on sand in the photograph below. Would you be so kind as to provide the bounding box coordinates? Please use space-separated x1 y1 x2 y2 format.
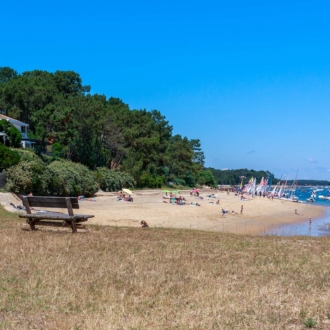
309 217 312 225
240 205 243 214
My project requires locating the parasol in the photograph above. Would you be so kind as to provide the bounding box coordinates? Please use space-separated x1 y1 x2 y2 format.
122 188 133 195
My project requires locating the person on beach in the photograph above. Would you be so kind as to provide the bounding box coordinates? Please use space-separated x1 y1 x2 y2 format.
216 199 220 205
240 205 243 214
141 220 149 228
309 217 312 225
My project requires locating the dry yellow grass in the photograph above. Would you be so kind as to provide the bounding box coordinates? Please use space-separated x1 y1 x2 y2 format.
1 206 330 329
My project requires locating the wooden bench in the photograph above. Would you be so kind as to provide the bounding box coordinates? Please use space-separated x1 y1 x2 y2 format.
19 196 94 233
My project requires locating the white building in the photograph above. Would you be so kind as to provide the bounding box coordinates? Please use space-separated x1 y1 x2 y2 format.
0 114 34 148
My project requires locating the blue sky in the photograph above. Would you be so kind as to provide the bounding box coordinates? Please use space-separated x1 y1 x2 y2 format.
2 0 330 180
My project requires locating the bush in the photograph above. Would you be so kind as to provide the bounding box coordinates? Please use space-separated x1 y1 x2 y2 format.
197 169 216 187
304 318 317 328
11 148 43 163
172 178 186 186
0 143 20 172
139 173 164 188
5 160 46 194
96 167 135 192
44 160 99 197
5 159 99 197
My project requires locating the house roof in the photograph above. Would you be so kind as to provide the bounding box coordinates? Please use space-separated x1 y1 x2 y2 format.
0 114 29 127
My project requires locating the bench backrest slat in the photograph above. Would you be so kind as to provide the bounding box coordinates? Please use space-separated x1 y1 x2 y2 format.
25 196 79 209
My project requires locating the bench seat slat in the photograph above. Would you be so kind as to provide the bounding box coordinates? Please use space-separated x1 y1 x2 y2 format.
19 213 94 221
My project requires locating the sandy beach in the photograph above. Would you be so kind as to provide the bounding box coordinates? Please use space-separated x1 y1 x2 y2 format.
1 189 325 235
89 189 326 234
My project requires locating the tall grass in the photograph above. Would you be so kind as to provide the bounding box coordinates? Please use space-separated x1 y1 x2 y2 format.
1 206 330 329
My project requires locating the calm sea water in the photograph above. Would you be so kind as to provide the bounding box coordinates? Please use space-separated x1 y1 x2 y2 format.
264 188 330 237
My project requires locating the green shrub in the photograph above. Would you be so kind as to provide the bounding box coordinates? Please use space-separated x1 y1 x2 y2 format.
197 169 216 187
173 178 186 186
304 318 317 328
96 167 135 192
5 160 46 194
5 159 99 197
11 148 43 163
0 143 20 172
44 160 99 197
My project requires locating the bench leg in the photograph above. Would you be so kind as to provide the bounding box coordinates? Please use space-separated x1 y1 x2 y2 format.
26 219 36 231
71 220 77 233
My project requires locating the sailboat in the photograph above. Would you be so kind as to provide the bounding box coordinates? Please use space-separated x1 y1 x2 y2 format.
279 170 300 203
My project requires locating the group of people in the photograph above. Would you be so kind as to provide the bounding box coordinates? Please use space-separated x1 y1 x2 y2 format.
118 191 133 202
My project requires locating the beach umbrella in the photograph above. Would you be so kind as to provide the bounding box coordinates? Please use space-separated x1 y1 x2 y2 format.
162 190 171 193
172 190 179 194
122 188 133 195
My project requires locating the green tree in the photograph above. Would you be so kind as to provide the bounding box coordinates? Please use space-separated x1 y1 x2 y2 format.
0 119 22 147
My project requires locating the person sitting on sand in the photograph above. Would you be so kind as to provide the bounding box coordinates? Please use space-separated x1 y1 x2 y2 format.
141 220 149 228
295 209 301 215
126 195 133 202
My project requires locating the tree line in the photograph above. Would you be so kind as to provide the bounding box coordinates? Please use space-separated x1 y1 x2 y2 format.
207 168 278 186
0 67 215 188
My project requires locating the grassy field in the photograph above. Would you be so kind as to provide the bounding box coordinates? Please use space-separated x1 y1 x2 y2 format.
1 206 330 329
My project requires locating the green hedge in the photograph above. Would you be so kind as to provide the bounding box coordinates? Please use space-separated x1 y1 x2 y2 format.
5 158 99 196
0 143 20 172
42 160 99 197
96 167 135 192
5 160 46 194
11 148 44 164
4 150 137 196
